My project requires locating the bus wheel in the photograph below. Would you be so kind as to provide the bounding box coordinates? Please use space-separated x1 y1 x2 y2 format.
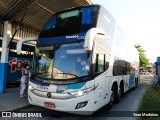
117 81 124 101
108 89 115 109
111 83 120 104
133 78 138 90
117 87 122 102
115 86 122 103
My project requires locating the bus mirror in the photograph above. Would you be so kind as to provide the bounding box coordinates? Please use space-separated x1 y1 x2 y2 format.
84 28 105 51
17 37 38 54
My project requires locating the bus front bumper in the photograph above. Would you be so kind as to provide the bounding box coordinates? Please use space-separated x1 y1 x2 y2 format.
28 89 95 115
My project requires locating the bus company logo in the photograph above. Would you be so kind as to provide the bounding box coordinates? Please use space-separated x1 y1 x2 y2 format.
66 35 84 39
9 58 31 73
58 86 67 91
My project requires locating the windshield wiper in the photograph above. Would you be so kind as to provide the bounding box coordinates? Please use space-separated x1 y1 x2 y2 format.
56 73 78 77
36 71 51 74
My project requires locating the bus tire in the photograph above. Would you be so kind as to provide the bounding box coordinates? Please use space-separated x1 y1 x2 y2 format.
133 78 138 90
108 87 115 109
116 81 124 102
112 84 119 103
115 85 122 103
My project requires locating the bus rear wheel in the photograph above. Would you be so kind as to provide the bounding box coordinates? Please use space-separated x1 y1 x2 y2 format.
117 81 124 102
108 87 115 109
133 78 138 90
117 87 122 102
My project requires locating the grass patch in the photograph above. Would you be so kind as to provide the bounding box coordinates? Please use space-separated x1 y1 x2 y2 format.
138 86 160 120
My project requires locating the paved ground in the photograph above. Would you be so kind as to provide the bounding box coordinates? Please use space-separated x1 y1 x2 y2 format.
0 87 29 111
0 75 153 120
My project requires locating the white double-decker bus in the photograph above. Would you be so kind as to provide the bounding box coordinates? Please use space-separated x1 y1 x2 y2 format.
17 5 139 115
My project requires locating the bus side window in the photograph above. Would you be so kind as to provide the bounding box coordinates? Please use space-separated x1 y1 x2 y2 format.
95 54 105 73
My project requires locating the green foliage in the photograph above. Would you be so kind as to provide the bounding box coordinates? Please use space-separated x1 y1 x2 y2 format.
135 44 150 67
138 86 160 120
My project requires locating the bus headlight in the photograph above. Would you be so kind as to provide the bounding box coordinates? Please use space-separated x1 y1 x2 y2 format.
77 90 83 96
28 85 33 90
69 84 99 97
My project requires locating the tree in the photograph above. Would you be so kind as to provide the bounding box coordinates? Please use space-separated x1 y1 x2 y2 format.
135 44 150 67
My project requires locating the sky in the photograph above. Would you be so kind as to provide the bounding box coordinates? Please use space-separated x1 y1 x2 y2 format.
92 0 160 63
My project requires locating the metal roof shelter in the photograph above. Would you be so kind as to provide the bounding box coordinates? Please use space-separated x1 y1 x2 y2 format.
0 0 92 31
0 0 92 93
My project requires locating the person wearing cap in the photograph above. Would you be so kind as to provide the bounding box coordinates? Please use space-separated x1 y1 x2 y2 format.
20 63 31 98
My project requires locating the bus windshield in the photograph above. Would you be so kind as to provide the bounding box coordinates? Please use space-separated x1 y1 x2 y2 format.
35 46 54 79
39 6 99 38
35 41 91 80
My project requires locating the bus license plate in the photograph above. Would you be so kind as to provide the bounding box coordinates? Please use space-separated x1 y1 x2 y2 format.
44 102 55 108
